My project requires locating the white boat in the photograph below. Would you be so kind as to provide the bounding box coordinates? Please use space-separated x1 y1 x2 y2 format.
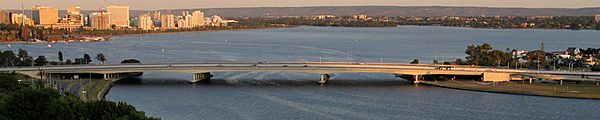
7 44 11 48
47 44 52 48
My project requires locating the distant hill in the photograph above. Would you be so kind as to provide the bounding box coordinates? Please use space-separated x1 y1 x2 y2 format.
8 6 600 18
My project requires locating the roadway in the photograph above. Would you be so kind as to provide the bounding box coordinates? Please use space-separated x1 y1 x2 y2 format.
1 62 599 76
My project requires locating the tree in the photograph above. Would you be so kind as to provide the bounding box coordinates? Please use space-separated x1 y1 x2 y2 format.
592 64 600 72
487 50 512 66
121 59 141 64
410 59 419 64
525 50 549 69
34 56 48 66
83 54 92 64
16 49 32 66
58 51 63 62
65 59 73 65
73 58 84 65
465 43 493 66
0 50 18 67
95 54 106 64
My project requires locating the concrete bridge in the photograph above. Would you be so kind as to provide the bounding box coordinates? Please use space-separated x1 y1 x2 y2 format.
1 62 599 84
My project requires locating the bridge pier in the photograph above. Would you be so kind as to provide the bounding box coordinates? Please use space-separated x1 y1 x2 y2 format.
318 74 330 84
191 72 213 83
103 73 122 80
413 75 421 84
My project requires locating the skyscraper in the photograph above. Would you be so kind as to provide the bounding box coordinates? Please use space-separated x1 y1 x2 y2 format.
191 11 204 27
89 12 111 30
107 5 130 28
31 6 59 27
138 14 153 30
160 14 176 29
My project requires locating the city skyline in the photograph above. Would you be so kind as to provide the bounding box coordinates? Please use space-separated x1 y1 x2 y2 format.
1 0 600 10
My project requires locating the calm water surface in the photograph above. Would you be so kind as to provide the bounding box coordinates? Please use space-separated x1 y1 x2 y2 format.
3 26 600 119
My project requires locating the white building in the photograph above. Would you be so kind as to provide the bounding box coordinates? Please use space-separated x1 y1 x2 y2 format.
138 14 153 30
595 14 600 22
160 14 176 29
191 11 204 27
11 13 34 26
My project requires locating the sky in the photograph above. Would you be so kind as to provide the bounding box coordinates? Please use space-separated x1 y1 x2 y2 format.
1 0 599 10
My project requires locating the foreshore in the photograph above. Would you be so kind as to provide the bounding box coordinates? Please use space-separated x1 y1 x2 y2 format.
422 80 600 100
0 25 296 45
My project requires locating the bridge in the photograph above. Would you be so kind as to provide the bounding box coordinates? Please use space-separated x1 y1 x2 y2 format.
1 62 599 84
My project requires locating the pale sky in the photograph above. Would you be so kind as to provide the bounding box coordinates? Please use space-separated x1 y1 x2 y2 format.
1 0 599 10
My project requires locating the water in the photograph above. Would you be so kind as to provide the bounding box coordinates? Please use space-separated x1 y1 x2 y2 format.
3 26 600 119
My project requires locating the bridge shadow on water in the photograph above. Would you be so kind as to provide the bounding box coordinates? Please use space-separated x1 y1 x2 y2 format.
114 77 414 87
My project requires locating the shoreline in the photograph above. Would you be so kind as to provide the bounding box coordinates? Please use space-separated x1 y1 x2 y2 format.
0 26 296 45
422 81 600 100
110 25 297 38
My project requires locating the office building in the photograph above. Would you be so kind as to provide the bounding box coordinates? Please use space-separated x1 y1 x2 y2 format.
32 6 59 27
89 12 111 30
107 5 130 27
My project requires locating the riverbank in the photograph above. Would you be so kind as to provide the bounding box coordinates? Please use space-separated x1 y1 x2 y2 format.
0 25 296 44
422 80 600 100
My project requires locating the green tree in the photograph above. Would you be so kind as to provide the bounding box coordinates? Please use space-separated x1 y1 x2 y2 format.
83 54 92 64
0 51 18 67
465 43 493 65
16 49 32 66
487 50 512 66
58 51 63 62
410 59 419 64
34 56 48 66
525 50 549 69
121 59 141 64
95 54 107 64
592 64 600 72
65 59 73 65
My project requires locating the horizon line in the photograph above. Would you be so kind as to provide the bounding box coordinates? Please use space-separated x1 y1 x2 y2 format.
3 5 600 11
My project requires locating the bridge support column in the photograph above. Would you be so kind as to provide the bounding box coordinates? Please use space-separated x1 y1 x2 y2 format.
413 75 421 84
191 72 213 83
318 74 330 84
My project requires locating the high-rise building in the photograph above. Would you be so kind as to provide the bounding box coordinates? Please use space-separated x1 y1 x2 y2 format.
107 5 130 28
177 17 188 28
191 11 204 27
138 14 153 30
67 7 81 15
31 6 59 27
31 6 58 27
11 13 34 26
89 12 111 30
0 10 11 24
160 14 176 29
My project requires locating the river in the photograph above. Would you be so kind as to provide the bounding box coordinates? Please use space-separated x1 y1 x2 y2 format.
4 26 600 119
